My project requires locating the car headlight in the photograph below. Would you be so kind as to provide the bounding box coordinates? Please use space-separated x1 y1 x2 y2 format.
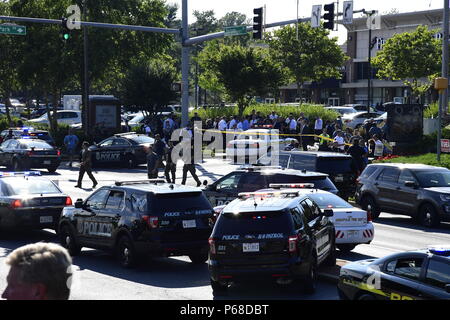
439 194 450 202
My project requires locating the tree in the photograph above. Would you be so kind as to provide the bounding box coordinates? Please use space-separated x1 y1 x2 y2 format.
198 43 287 115
267 23 347 101
372 25 442 100
120 57 178 117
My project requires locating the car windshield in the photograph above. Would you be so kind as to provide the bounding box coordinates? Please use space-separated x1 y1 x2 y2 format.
3 178 61 195
307 193 353 209
414 170 450 188
129 135 155 144
22 140 53 149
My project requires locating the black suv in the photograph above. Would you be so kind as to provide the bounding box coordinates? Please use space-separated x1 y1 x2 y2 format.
208 186 336 295
204 166 339 207
89 132 154 168
356 163 450 227
258 151 356 200
58 180 214 267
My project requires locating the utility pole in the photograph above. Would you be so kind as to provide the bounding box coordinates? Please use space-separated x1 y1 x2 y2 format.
181 0 189 127
438 0 449 162
82 0 89 137
364 9 377 114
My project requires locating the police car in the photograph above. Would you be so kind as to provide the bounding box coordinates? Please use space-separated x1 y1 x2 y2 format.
338 246 450 300
89 132 154 168
58 179 215 268
0 171 72 231
208 184 336 295
258 185 374 253
203 165 339 207
0 127 55 145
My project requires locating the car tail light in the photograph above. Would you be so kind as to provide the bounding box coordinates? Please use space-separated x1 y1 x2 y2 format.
366 208 372 222
11 199 22 209
65 197 72 206
57 150 61 156
288 235 298 253
142 215 159 228
26 151 34 157
209 238 216 254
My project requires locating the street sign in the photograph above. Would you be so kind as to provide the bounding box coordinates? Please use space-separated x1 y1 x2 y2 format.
441 139 450 153
0 25 26 35
224 25 247 37
366 12 381 30
311 5 322 28
343 1 354 24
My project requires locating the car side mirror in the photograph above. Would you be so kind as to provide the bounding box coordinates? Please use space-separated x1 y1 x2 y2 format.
404 181 418 188
74 198 83 209
446 284 450 294
322 209 334 217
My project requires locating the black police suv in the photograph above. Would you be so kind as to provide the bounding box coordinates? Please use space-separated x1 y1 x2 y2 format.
338 246 450 300
258 151 356 201
0 138 61 173
203 166 339 207
208 186 336 295
58 180 215 268
89 132 154 168
0 171 72 231
0 127 56 146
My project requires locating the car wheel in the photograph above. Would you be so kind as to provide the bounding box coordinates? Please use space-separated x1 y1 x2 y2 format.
303 257 317 294
418 203 441 228
125 155 137 169
59 224 82 256
323 238 337 266
116 235 138 268
357 293 376 300
189 252 208 264
337 244 356 253
210 279 228 296
360 195 380 220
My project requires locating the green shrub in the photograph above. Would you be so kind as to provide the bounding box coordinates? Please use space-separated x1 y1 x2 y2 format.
423 102 439 119
373 153 450 169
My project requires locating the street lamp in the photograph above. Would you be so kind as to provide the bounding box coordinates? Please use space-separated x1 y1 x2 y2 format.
364 9 377 114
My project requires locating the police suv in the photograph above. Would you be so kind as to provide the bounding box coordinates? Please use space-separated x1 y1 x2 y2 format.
89 132 154 168
58 179 214 268
208 184 336 295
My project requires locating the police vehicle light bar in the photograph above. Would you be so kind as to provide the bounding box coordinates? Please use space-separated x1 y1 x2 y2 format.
428 245 450 257
238 192 276 199
0 171 41 177
241 165 282 171
269 183 315 189
115 179 166 186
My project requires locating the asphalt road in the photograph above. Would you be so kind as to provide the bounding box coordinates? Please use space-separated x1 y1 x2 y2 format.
0 157 450 300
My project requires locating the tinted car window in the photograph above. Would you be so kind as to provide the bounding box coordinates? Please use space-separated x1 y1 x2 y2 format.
378 168 400 183
237 173 266 191
360 166 377 179
105 191 125 210
290 207 304 229
129 193 147 212
316 158 353 174
129 135 154 144
148 192 211 215
100 139 114 147
300 200 315 222
290 155 316 171
22 140 53 149
425 259 450 289
4 178 60 195
112 139 130 146
218 209 294 234
307 193 353 209
414 170 450 188
398 169 417 185
393 257 424 281
86 189 109 210
216 173 243 191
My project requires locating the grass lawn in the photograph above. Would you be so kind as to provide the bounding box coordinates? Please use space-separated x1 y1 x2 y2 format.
373 153 450 169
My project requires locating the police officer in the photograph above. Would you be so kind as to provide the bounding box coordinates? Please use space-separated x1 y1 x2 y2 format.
75 141 98 189
181 135 201 187
164 141 176 183
146 145 159 179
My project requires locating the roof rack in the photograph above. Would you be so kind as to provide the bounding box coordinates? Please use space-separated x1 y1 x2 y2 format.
115 179 166 186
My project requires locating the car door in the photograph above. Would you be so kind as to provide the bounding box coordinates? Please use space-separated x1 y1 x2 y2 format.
374 167 401 212
110 138 132 163
93 138 114 164
382 255 426 300
74 188 109 247
5 140 20 166
206 172 245 206
418 257 450 299
300 198 330 263
395 169 421 214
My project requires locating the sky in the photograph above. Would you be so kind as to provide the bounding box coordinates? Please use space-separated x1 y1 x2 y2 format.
170 0 443 43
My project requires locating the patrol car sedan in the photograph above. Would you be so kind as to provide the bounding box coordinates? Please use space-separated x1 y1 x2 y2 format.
0 171 72 231
260 185 374 253
0 138 61 173
208 186 336 295
58 180 215 268
338 246 450 300
89 132 154 168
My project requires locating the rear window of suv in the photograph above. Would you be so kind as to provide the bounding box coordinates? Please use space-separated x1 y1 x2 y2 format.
148 192 212 216
316 158 353 173
217 210 294 233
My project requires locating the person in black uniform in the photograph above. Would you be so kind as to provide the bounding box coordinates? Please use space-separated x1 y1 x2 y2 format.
164 141 176 183
75 141 98 189
181 133 201 187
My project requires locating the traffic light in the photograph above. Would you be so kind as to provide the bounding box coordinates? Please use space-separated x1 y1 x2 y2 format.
323 3 335 30
61 17 71 41
253 7 264 40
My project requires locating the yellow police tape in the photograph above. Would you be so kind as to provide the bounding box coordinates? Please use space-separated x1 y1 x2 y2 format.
198 128 353 147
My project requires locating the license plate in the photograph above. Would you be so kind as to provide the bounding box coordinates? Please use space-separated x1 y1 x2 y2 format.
347 230 359 239
335 175 344 182
243 243 259 252
40 216 53 223
43 160 51 165
182 220 196 228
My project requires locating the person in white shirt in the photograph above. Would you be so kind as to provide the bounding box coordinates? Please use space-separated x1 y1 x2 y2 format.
228 116 237 130
288 116 297 136
218 117 228 131
314 116 323 135
333 131 346 152
269 111 278 121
